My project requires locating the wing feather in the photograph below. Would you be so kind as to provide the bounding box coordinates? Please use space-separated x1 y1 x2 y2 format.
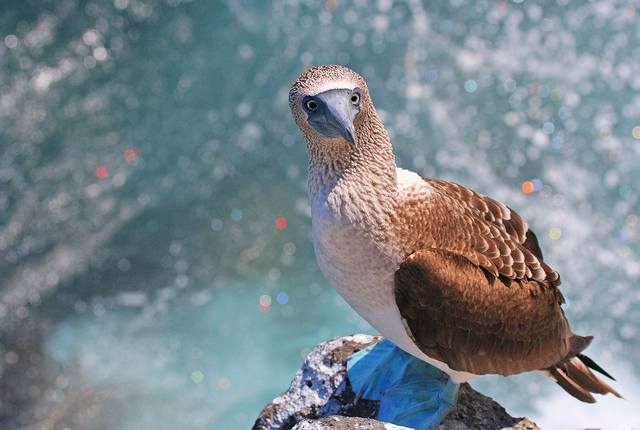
394 249 577 375
392 177 574 375
395 178 560 286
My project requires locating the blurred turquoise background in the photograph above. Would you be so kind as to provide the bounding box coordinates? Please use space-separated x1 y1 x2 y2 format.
1 1 639 429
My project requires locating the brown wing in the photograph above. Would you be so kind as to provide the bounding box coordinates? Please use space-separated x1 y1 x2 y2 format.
395 179 560 286
392 178 585 375
394 249 588 375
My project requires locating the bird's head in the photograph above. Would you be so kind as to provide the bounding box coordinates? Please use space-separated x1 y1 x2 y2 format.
289 65 370 147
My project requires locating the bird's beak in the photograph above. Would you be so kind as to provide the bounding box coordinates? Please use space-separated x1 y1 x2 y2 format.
313 91 357 145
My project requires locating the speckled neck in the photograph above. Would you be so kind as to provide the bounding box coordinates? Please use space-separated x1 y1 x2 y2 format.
307 105 398 233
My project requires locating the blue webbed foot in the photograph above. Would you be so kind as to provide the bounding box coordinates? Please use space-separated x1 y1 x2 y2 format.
346 339 459 430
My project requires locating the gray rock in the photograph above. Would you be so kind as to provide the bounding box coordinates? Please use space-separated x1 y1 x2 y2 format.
292 416 411 429
252 334 540 430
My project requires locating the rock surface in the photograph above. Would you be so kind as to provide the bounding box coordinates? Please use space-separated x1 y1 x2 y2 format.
292 416 411 429
252 335 540 430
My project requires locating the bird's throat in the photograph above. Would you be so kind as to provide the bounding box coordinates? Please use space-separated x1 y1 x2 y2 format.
307 107 398 232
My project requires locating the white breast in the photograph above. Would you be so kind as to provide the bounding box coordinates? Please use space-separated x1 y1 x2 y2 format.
310 168 475 383
311 207 396 315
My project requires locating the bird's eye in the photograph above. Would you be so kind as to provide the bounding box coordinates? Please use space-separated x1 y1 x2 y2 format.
306 99 318 111
350 93 360 105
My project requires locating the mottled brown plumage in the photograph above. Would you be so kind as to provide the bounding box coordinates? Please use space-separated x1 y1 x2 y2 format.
289 64 622 403
395 248 575 375
392 177 571 375
391 175 621 400
394 179 560 285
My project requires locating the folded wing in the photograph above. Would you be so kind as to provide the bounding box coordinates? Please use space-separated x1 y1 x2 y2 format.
393 178 580 375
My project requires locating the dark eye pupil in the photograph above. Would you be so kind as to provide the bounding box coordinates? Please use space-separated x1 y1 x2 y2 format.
351 94 359 103
306 100 318 110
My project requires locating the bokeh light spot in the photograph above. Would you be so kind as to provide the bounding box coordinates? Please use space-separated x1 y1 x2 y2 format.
124 148 139 161
542 122 555 134
275 216 288 230
210 218 223 231
276 292 289 305
231 209 243 221
4 35 18 49
95 166 109 179
259 294 271 313
464 79 477 93
632 126 640 140
521 179 543 194
259 294 271 307
325 0 337 12
549 227 562 240
191 370 204 384
283 242 296 255
93 46 108 61
521 181 535 194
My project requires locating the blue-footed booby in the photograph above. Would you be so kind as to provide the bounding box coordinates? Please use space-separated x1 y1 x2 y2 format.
289 64 622 406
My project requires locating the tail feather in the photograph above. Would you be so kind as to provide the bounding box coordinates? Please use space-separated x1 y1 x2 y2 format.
577 353 615 380
545 355 623 403
547 366 596 403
